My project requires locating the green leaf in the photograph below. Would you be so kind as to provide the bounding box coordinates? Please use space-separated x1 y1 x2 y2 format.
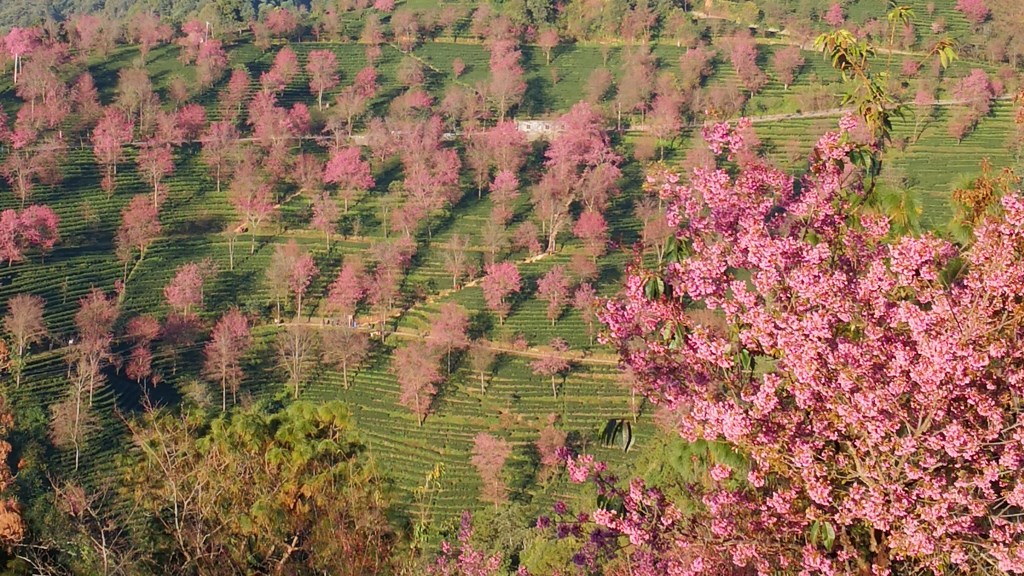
601 419 622 447
644 276 664 300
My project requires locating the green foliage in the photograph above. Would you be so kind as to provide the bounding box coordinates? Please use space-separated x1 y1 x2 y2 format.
600 418 634 452
119 400 397 574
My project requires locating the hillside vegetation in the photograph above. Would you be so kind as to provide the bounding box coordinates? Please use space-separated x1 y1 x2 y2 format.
0 0 1019 573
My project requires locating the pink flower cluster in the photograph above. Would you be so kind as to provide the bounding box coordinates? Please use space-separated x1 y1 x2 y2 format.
597 118 1024 573
430 511 514 576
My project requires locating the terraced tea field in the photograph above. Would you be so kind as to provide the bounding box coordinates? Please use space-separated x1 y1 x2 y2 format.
0 20 1017 536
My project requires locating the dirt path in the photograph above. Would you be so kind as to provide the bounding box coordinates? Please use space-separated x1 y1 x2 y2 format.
276 316 620 367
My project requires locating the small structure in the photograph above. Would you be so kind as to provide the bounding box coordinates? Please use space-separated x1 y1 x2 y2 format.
515 119 561 142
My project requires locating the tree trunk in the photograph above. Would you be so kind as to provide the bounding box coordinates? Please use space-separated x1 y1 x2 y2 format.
546 229 558 254
14 345 22 388
73 385 82 471
88 362 96 406
551 375 557 399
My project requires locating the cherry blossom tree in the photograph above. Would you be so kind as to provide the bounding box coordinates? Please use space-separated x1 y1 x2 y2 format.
949 69 995 142
538 28 559 65
489 170 519 225
955 0 990 24
160 313 200 376
2 132 65 209
115 195 161 283
429 512 504 576
0 205 59 266
196 40 229 89
228 157 277 254
573 210 609 261
203 308 252 410
513 221 543 257
572 282 599 346
3 293 46 388
484 120 528 174
17 204 58 262
771 46 805 90
465 132 493 197
266 7 299 38
169 76 189 108
364 239 411 334
260 46 299 94
124 315 161 388
391 9 420 51
488 40 526 121
311 193 340 250
323 147 374 212
71 73 102 127
3 27 39 85
266 240 318 319
321 325 369 389
588 117 1024 574
176 104 207 141
275 325 319 400
128 13 173 64
247 93 308 178
325 255 366 322
468 340 497 393
200 120 239 193
481 261 521 324
177 19 206 64
306 49 339 111
585 68 613 104
471 433 512 506
164 261 214 317
534 102 620 253
116 67 155 131
220 68 251 122
136 140 174 209
427 302 469 372
393 342 442 426
823 2 845 27
289 249 318 319
443 233 472 288
531 338 570 398
479 220 507 265
71 15 112 58
648 80 684 158
291 154 324 198
536 415 567 477
60 288 117 469
92 108 134 197
727 32 767 94
537 265 571 326
615 46 656 129
73 288 119 409
328 66 378 144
